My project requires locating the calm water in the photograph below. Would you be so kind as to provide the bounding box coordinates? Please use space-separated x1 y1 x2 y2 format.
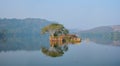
0 39 120 66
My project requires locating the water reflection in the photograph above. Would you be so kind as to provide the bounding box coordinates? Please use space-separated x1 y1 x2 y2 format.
41 40 80 57
0 32 81 54
0 34 50 52
79 31 120 46
83 37 120 46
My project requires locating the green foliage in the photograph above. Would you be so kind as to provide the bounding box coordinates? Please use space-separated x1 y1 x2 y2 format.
41 23 69 36
41 47 64 57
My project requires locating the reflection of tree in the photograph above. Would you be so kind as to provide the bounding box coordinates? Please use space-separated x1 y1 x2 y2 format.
41 42 69 57
41 46 64 57
41 40 80 58
62 44 68 52
0 29 7 42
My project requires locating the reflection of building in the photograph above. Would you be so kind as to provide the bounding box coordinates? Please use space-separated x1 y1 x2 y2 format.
49 34 81 47
41 34 81 58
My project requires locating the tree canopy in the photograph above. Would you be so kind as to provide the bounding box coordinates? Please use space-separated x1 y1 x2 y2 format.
41 23 69 36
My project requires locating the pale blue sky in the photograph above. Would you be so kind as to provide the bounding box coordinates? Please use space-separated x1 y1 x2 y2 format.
0 0 120 29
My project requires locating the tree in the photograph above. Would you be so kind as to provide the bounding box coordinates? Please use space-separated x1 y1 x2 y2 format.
41 23 69 36
41 46 64 57
41 42 69 57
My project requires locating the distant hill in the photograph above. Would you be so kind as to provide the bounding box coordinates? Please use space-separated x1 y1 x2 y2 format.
0 18 53 34
78 25 120 46
0 18 53 51
78 25 120 34
111 25 120 32
0 18 55 39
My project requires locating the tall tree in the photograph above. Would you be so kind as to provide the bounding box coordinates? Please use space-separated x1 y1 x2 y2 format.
41 23 69 36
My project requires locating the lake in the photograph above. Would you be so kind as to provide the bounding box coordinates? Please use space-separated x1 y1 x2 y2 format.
0 38 120 66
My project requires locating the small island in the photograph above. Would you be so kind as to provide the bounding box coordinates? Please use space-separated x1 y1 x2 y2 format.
41 23 81 46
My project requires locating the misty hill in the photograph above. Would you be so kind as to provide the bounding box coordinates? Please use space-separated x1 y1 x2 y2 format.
78 25 120 34
0 18 52 34
78 25 120 46
79 25 120 33
0 18 52 42
0 18 53 51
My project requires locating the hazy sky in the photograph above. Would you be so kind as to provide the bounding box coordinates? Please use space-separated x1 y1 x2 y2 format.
0 0 120 30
